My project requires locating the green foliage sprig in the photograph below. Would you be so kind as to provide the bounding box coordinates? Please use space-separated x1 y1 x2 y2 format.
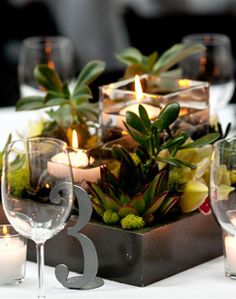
16 60 106 130
115 44 204 78
124 103 220 169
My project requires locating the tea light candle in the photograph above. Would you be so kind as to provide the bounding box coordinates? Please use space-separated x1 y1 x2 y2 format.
224 234 236 274
118 75 160 128
0 225 26 283
48 130 101 183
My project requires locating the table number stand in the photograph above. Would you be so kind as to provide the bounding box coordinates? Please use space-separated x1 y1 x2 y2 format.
55 185 104 289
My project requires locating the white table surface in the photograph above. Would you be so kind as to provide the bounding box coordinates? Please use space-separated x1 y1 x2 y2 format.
0 105 236 298
0 257 235 299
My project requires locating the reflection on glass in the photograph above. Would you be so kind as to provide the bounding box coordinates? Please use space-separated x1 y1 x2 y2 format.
181 33 235 115
18 36 76 97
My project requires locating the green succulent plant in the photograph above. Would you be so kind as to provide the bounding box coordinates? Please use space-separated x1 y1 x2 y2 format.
115 44 205 79
89 102 220 229
89 145 177 229
16 60 106 148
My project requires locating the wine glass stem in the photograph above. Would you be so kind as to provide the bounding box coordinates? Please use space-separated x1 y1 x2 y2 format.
36 242 46 299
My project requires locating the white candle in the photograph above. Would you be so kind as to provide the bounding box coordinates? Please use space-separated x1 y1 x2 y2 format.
48 151 101 183
0 225 26 283
48 130 102 183
117 75 160 130
224 234 236 274
119 103 160 119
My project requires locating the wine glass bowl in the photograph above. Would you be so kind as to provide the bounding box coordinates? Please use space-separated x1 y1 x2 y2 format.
181 33 235 114
210 137 236 235
18 36 76 97
1 137 74 297
210 137 236 278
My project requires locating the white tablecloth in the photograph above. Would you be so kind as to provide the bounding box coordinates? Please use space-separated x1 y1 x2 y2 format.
1 257 235 299
1 106 236 298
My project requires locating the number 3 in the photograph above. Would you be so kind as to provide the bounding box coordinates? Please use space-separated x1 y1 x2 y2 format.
55 184 104 289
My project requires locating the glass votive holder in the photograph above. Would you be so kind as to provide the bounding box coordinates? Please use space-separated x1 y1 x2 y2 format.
100 74 210 142
0 224 27 284
223 231 236 279
47 146 104 186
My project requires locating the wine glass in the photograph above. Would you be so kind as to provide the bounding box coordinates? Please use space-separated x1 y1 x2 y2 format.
210 137 236 278
180 33 235 116
1 137 74 298
18 36 76 97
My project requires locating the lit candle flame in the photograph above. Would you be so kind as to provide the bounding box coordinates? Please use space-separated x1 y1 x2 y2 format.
135 75 143 102
71 129 89 166
45 183 50 189
72 130 79 149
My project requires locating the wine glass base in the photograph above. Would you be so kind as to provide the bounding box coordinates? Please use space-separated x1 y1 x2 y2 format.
225 271 236 280
80 277 104 290
0 276 24 285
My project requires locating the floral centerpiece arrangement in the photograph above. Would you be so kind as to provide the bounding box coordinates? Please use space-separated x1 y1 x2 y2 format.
115 43 204 79
4 42 229 231
0 41 230 287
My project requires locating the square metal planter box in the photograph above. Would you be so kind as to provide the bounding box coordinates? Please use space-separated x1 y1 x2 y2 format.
23 212 222 286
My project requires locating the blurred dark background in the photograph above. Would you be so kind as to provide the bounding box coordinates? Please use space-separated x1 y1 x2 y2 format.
1 0 236 106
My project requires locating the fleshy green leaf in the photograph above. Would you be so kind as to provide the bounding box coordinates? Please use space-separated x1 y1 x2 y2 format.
143 171 167 207
181 132 220 149
129 193 146 215
89 183 104 206
139 105 151 129
16 96 45 111
112 144 136 169
147 51 158 70
45 98 67 107
126 110 147 133
124 123 151 150
91 200 104 216
174 158 197 169
159 196 179 215
45 91 65 101
102 194 121 211
123 64 147 78
73 60 105 94
72 85 92 100
118 206 138 218
161 134 188 151
156 156 183 168
115 47 144 65
121 193 130 205
50 106 74 128
34 64 63 92
145 191 168 215
152 102 180 131
153 44 205 75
